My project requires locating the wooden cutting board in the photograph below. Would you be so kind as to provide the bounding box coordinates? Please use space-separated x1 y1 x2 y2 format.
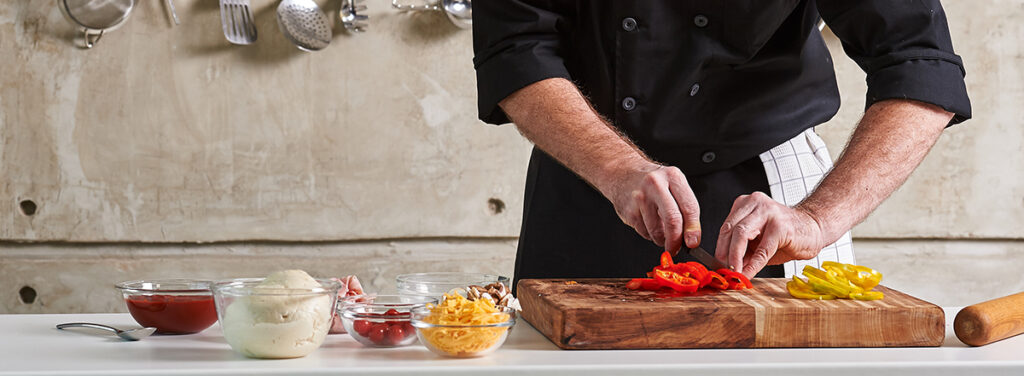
518 278 944 349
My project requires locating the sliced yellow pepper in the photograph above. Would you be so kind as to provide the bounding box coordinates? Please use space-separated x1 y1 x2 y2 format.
789 263 885 301
849 291 884 301
803 267 852 298
821 261 882 290
790 275 812 290
822 265 865 294
802 265 829 280
852 265 882 290
787 280 836 300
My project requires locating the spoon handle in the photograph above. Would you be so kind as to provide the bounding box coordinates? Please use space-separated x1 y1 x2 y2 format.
57 322 121 334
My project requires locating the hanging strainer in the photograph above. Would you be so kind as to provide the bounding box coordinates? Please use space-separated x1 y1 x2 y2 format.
58 0 136 48
276 0 332 51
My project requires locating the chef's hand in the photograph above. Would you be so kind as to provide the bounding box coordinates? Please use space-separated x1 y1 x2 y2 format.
715 192 826 278
603 162 702 254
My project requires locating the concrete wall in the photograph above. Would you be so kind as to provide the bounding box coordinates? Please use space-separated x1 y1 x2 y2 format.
2 1 1022 313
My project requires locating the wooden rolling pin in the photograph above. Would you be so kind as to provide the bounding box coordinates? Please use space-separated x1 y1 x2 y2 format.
954 291 1024 346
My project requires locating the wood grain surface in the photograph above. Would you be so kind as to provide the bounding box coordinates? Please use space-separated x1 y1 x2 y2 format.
518 278 944 349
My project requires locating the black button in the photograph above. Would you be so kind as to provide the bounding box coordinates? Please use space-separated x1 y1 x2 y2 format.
689 83 700 97
701 151 716 163
622 97 636 111
694 14 709 28
622 17 637 32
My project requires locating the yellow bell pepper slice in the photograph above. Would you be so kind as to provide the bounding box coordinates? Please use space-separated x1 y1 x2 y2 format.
789 263 884 301
790 275 812 290
802 266 852 298
849 291 884 301
787 280 836 300
822 266 865 294
851 265 882 290
821 261 882 290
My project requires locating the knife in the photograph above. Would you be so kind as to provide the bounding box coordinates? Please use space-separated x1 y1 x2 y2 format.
685 246 732 271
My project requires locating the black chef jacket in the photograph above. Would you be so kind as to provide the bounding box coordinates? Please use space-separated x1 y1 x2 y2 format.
472 1 972 289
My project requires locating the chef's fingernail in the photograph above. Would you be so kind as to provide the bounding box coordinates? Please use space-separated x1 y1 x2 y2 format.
685 234 696 247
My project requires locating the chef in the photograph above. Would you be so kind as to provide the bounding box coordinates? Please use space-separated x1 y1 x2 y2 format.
473 1 971 288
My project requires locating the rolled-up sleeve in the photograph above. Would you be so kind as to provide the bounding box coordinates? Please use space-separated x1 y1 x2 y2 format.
818 0 972 125
473 0 572 125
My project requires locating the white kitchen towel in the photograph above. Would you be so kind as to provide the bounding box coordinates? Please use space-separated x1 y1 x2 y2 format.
759 128 855 277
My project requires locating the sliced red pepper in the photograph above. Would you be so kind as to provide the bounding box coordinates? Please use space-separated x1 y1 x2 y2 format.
717 269 753 290
626 278 661 291
684 262 709 275
669 263 708 287
625 278 644 290
660 251 674 269
654 269 699 293
640 278 661 290
728 282 749 290
685 262 711 286
705 271 729 290
666 264 692 278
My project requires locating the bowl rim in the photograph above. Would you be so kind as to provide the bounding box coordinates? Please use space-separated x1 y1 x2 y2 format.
340 294 438 306
410 305 517 329
339 294 438 320
115 279 213 293
211 277 342 296
395 272 510 285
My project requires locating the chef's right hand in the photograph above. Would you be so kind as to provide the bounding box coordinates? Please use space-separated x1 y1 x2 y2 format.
601 162 701 254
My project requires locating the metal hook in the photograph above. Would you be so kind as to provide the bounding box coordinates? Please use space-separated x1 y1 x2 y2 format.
83 29 104 49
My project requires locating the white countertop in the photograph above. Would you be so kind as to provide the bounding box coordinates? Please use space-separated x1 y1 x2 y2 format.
1 308 1022 376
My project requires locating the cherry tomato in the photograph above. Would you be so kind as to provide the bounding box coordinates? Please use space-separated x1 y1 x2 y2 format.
352 319 372 337
368 323 388 344
403 322 415 335
384 308 409 325
386 324 406 345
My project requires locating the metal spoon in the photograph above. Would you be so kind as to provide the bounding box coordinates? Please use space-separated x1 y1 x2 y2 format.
56 322 156 341
441 0 471 28
276 0 332 51
391 0 471 29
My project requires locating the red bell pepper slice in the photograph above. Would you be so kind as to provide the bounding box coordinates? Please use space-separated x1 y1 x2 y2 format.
626 278 661 291
684 262 709 275
625 278 644 290
660 251 674 269
654 269 699 293
685 262 711 286
669 263 708 287
705 271 729 290
717 269 753 290
640 278 661 290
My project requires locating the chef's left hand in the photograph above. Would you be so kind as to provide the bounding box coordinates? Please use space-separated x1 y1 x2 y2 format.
715 192 827 278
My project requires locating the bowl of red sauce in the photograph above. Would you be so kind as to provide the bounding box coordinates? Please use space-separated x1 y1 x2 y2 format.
116 279 218 334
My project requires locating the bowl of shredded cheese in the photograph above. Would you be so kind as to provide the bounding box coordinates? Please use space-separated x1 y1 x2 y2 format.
410 293 516 358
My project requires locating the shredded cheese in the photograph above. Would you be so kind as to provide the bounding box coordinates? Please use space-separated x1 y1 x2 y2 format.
419 293 510 357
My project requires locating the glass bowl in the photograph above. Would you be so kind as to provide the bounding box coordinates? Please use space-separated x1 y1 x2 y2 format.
396 273 510 298
411 305 517 358
115 279 216 334
339 295 437 347
212 278 341 359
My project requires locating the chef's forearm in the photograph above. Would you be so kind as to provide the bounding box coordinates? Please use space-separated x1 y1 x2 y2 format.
499 78 652 194
797 99 954 243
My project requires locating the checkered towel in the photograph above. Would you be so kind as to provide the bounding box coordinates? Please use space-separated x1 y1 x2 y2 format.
759 128 855 277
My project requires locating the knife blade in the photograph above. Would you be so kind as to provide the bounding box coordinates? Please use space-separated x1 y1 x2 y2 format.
686 246 732 271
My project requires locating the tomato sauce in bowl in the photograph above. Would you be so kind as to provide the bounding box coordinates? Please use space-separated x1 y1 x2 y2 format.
117 280 217 334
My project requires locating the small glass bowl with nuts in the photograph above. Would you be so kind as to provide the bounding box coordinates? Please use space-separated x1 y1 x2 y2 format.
461 282 520 311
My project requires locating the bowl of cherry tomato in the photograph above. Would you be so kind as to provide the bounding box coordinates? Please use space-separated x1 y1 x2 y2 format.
338 295 437 347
